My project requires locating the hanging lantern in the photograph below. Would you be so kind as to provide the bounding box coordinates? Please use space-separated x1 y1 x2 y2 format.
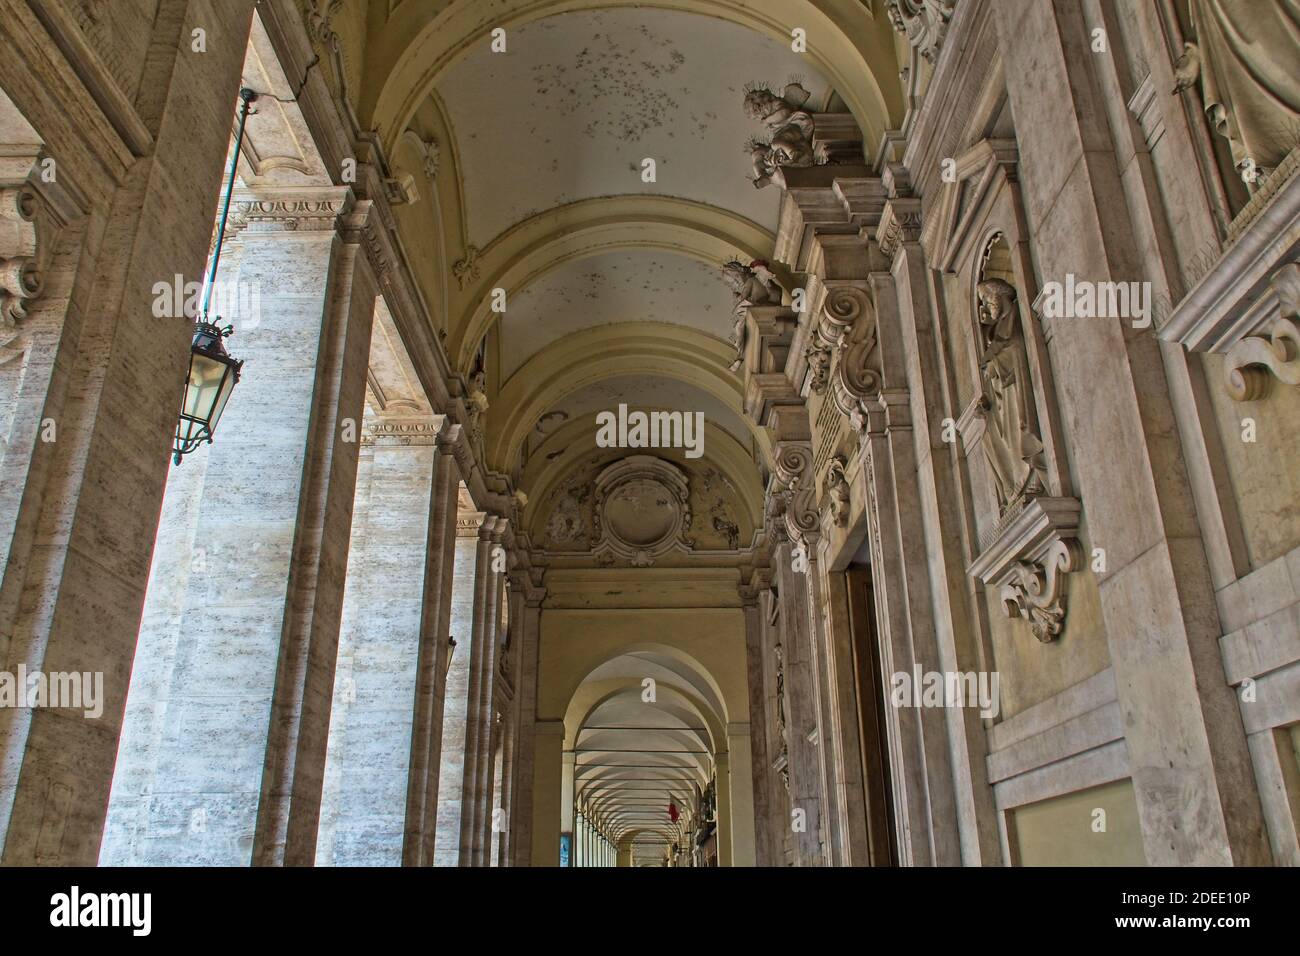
172 88 255 465
173 322 242 464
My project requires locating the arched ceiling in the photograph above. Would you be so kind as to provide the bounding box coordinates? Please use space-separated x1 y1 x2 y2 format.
434 8 831 248
499 250 734 381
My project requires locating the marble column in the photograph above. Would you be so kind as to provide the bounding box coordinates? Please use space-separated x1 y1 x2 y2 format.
466 520 505 865
773 535 830 866
432 505 484 865
408 423 463 866
457 515 500 864
715 753 733 866
508 575 545 866
0 0 257 866
739 580 781 866
101 188 378 866
315 419 438 865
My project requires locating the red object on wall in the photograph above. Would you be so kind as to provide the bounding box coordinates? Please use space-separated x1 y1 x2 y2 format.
668 800 679 823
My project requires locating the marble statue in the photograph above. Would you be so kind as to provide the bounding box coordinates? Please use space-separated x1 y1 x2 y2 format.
743 81 817 188
974 279 1046 512
720 258 782 371
1172 0 1300 185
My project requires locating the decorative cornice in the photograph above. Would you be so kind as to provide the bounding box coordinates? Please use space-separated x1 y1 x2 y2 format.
1160 172 1300 354
363 418 441 446
230 186 353 234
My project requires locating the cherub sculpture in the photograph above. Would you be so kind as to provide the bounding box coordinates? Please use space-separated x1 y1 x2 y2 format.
743 80 816 188
720 259 783 371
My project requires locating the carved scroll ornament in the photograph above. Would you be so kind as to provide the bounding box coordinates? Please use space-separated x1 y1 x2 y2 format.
1224 261 1300 400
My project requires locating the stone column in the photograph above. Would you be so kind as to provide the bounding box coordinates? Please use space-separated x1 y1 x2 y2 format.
457 514 499 864
101 188 378 866
407 422 462 866
315 418 438 865
508 574 545 866
992 0 1269 865
493 701 515 865
0 0 257 866
467 520 505 865
715 752 733 866
724 726 757 866
529 723 566 866
772 535 829 866
560 747 577 862
739 579 781 865
432 505 484 865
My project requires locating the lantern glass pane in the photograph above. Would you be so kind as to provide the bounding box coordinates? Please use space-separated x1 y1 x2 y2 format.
183 352 228 423
207 364 238 435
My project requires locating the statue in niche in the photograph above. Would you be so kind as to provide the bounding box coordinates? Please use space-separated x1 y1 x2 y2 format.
465 369 489 438
743 81 817 188
974 278 1047 513
1172 1 1300 186
720 258 782 371
826 456 851 527
773 641 788 742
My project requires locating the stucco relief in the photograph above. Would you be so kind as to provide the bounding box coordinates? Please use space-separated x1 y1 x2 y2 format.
535 455 746 558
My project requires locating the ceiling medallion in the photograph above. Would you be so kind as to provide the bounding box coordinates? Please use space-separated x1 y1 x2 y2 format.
591 456 693 567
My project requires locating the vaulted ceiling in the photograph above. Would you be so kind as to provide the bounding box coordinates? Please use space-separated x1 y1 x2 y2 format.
344 0 905 501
